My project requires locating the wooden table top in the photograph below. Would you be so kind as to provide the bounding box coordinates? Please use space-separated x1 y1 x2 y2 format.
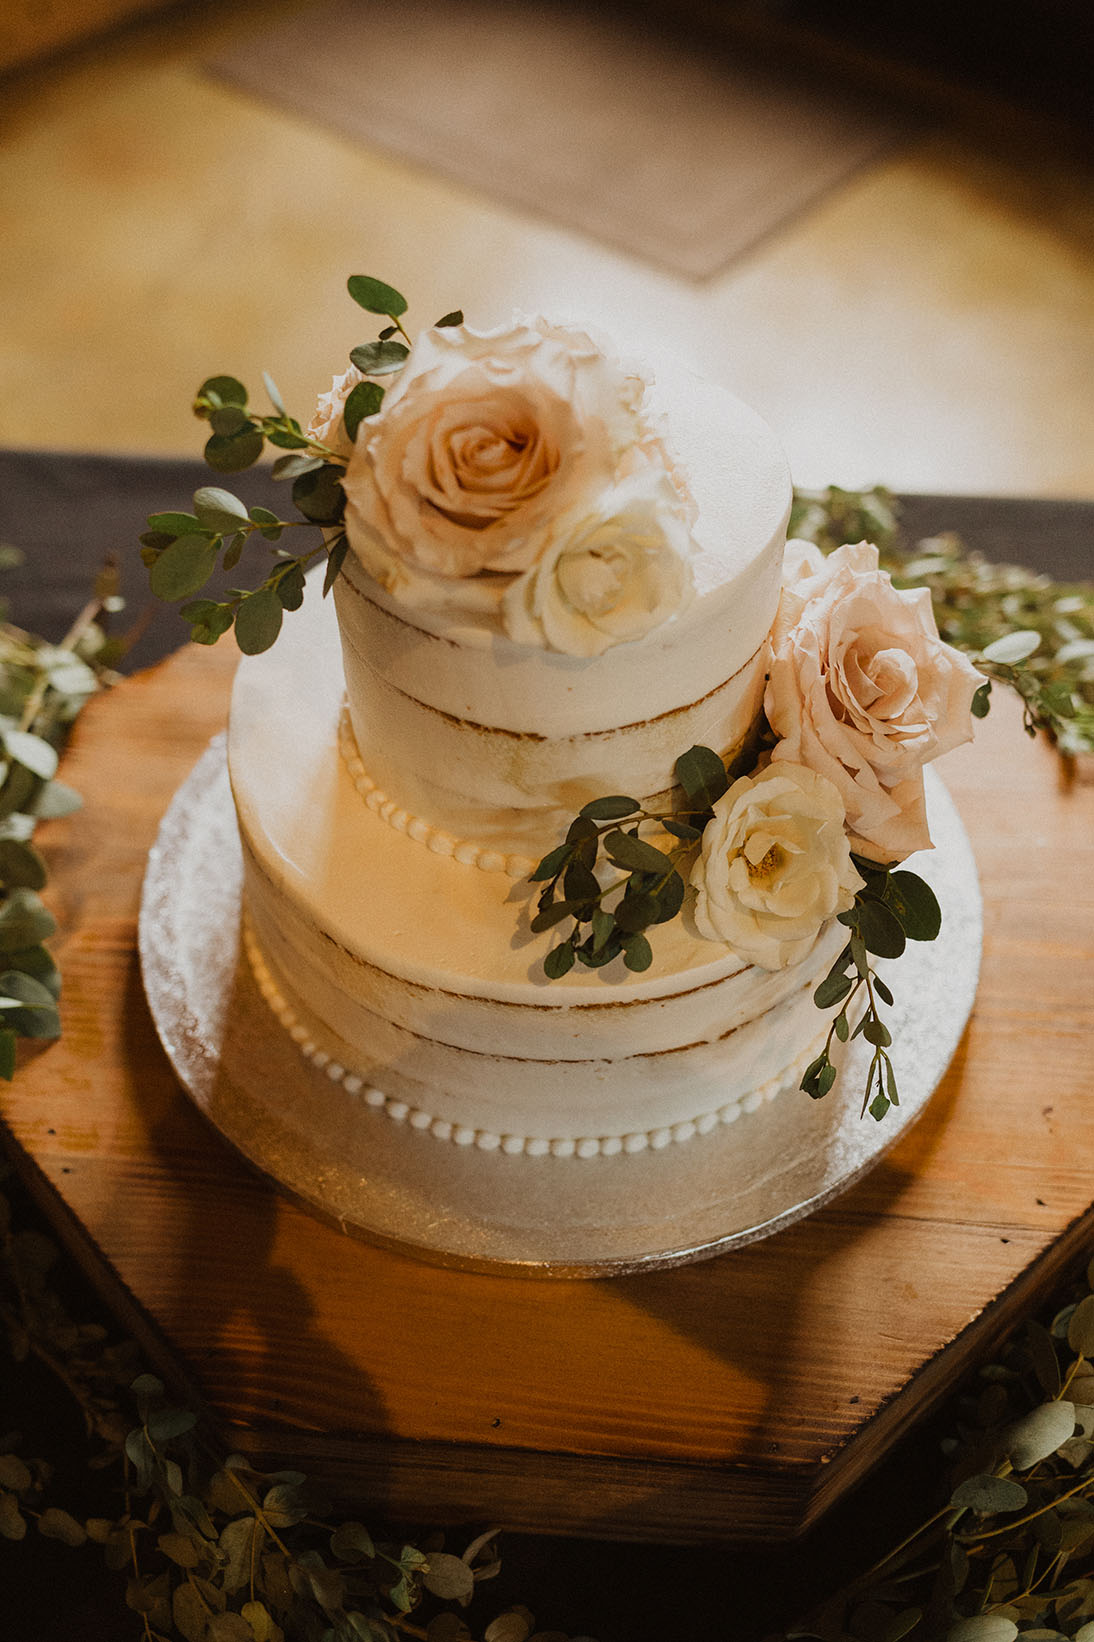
2 635 1092 1543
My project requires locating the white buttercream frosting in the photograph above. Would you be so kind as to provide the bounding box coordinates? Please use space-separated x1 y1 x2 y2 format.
228 580 846 1152
334 354 790 853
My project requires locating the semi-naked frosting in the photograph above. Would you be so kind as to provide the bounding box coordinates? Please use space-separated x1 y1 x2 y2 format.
226 356 836 1157
229 583 840 1155
333 362 789 850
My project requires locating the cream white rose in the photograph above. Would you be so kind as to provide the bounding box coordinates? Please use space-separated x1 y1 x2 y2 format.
307 365 367 459
766 541 983 862
501 472 694 656
341 317 651 593
691 762 863 970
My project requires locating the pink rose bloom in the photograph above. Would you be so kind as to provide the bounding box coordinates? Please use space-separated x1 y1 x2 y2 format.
340 317 651 591
765 541 982 862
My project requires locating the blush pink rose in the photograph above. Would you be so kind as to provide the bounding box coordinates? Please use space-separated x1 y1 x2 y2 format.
765 541 983 862
341 318 652 592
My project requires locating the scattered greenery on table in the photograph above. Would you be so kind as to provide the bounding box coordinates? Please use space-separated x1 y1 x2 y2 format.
5 1161 1094 1642
1 489 1093 1639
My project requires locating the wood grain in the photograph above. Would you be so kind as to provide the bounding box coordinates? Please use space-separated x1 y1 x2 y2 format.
2 645 1092 1542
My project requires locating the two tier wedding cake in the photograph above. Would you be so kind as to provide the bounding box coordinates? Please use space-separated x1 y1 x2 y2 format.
217 305 980 1163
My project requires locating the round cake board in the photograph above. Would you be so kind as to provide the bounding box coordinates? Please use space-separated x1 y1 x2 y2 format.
139 738 982 1278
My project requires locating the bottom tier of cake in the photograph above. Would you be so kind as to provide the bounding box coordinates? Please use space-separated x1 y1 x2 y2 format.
141 742 981 1272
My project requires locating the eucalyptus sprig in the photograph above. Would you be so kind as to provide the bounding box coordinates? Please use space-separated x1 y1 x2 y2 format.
142 276 464 658
0 1172 590 1642
780 1257 1094 1642
528 744 728 977
802 859 942 1121
0 559 122 1074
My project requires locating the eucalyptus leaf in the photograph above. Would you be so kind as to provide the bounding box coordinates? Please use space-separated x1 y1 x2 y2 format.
0 1455 31 1491
1003 1399 1076 1468
579 795 639 821
0 1491 26 1540
650 866 685 923
209 405 251 437
220 1514 264 1592
982 629 1041 665
814 972 853 1009
885 871 942 941
614 891 659 933
37 1506 86 1546
0 838 47 890
602 831 675 875
422 1550 476 1605
4 729 58 782
183 601 234 646
148 534 219 602
0 890 56 952
349 340 410 377
329 1519 375 1562
435 309 464 328
530 900 581 933
194 485 251 531
197 375 247 407
674 744 728 810
344 379 385 442
854 898 906 959
275 562 307 611
271 453 324 482
662 817 702 840
234 589 284 656
950 1473 1028 1514
146 1407 197 1444
529 844 570 883
543 941 574 979
347 274 408 317
146 511 201 537
323 533 349 595
563 859 600 905
28 778 81 819
622 933 652 971
204 429 264 473
292 463 345 524
946 1621 1018 1642
0 970 61 1037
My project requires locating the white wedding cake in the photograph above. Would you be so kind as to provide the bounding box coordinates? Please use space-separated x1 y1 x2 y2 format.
226 315 980 1161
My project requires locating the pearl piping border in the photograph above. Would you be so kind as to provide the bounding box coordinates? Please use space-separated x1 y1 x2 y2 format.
337 706 537 881
243 919 824 1161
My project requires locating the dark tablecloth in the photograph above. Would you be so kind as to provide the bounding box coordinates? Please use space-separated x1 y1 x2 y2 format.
1 449 1092 668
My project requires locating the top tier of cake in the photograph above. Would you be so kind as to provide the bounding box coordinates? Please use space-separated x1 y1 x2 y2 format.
335 352 791 856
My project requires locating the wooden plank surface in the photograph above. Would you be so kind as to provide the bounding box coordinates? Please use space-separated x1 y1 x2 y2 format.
2 641 1092 1542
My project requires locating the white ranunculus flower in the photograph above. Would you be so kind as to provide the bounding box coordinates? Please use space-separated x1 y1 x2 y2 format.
765 541 983 862
340 317 656 593
501 472 694 656
307 365 368 459
691 762 863 970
